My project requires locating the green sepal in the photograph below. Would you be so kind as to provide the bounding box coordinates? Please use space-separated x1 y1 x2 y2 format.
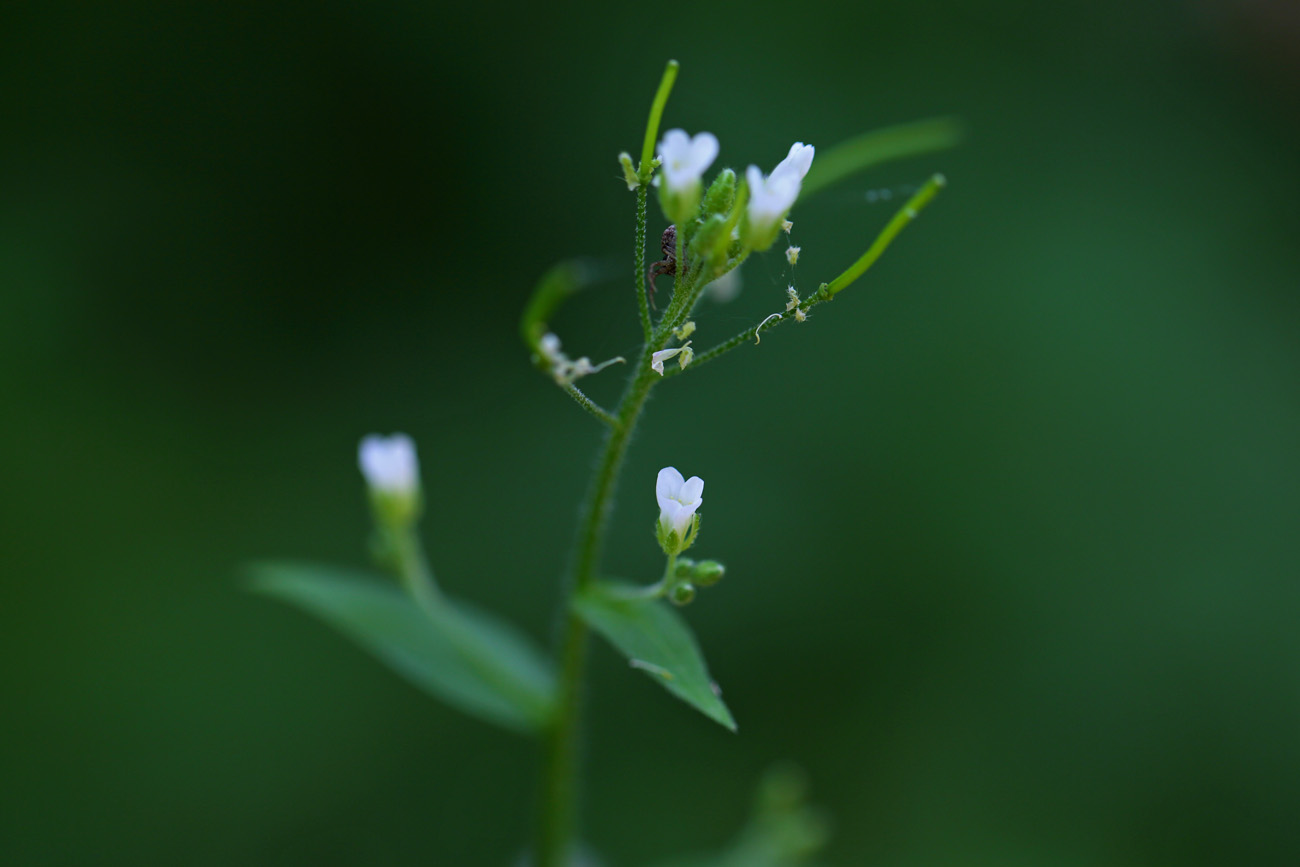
249 562 556 734
740 212 784 253
574 581 736 730
658 178 702 227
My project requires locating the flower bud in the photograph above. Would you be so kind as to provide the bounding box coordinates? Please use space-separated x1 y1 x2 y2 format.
699 168 736 219
670 582 696 606
692 560 725 587
688 214 730 269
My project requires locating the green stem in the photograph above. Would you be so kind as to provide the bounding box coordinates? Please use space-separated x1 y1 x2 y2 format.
639 60 679 175
824 173 947 297
562 383 619 428
664 174 949 378
536 349 661 867
392 525 442 613
634 185 652 341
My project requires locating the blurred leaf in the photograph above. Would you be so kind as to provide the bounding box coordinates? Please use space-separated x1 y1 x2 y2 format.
520 258 608 355
574 581 736 731
800 116 963 200
249 562 555 733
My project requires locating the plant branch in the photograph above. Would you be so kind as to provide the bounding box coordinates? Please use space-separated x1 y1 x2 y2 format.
562 384 619 428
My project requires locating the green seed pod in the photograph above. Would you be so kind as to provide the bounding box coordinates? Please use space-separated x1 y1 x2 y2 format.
692 560 725 587
674 557 697 579
670 582 697 606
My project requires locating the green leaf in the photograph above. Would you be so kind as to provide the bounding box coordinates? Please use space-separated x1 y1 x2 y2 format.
519 259 608 356
800 116 963 200
574 581 736 731
249 562 555 734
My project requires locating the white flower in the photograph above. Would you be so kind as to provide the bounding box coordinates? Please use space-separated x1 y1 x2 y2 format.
358 433 419 495
656 467 704 540
650 343 691 376
704 268 743 303
745 164 802 227
657 129 719 195
771 142 815 183
743 143 814 251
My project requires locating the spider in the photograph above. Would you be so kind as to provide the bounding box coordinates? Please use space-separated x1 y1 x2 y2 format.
646 224 682 308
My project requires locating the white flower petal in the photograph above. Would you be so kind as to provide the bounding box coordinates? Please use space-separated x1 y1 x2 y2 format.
659 129 719 194
772 142 815 183
657 466 685 509
359 433 419 494
650 347 683 376
746 164 802 225
680 475 704 504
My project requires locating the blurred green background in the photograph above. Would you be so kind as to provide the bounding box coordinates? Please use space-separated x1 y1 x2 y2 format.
3 0 1298 864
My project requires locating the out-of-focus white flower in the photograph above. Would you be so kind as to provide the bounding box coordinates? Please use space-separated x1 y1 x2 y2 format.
658 129 719 194
656 466 704 541
771 142 815 183
650 342 692 376
785 246 800 265
704 268 743 303
539 332 564 364
359 433 419 496
657 129 719 223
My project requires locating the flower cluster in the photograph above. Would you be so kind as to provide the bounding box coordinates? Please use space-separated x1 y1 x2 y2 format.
655 130 814 259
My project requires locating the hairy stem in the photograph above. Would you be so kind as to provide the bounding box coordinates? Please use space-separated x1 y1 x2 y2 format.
537 348 660 866
562 383 619 428
634 186 652 341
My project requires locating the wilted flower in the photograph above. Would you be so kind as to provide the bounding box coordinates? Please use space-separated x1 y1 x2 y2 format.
359 433 419 496
650 342 692 376
656 466 704 542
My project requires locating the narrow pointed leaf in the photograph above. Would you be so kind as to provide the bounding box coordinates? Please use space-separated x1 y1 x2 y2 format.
575 581 736 731
249 562 555 733
800 116 963 200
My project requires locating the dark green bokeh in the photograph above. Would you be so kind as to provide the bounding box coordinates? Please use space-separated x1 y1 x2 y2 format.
3 1 1298 864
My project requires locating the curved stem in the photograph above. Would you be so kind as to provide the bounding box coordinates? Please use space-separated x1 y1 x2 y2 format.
562 383 619 428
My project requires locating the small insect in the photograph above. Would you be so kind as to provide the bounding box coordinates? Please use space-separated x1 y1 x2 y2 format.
646 224 681 308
